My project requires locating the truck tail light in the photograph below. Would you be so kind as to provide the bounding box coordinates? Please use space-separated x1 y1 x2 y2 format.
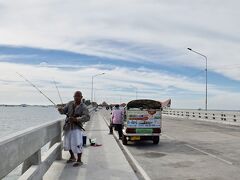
152 128 161 133
126 128 136 133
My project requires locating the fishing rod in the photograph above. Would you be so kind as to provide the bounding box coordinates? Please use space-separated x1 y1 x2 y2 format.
53 78 63 105
16 72 57 107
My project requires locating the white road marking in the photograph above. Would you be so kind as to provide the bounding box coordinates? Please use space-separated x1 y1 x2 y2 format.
162 134 175 140
101 111 151 180
185 144 233 165
162 133 234 165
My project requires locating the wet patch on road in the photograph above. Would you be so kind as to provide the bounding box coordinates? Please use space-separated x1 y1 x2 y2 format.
137 151 166 158
162 161 194 168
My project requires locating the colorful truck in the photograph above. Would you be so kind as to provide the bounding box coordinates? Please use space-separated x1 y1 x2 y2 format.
122 99 162 145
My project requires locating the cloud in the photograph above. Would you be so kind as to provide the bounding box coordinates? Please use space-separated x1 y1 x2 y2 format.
0 61 239 110
0 0 239 77
0 0 240 109
39 61 48 66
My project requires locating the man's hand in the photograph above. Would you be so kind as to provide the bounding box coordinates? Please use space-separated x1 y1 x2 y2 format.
69 117 78 123
58 107 64 114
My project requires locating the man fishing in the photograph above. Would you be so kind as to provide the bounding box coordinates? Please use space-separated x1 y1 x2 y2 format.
17 73 90 166
58 91 90 167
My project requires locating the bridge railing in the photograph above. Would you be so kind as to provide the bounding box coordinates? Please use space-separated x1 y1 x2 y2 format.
0 119 64 180
0 106 96 180
163 109 240 124
0 105 96 180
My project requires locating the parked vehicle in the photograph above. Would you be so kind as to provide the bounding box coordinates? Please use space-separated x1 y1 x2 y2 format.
122 99 162 145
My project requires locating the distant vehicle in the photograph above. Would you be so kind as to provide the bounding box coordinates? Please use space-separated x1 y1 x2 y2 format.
122 99 162 145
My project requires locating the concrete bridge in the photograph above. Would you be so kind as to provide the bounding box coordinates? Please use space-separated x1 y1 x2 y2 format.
0 118 63 180
0 107 139 180
1 108 240 180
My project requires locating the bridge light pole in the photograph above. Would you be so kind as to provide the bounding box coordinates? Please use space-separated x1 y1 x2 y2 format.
91 73 105 103
187 48 208 111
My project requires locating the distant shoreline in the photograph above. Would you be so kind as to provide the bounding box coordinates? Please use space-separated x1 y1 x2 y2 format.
0 104 54 107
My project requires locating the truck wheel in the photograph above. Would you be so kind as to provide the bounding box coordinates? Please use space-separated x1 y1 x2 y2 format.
153 136 159 144
122 135 128 145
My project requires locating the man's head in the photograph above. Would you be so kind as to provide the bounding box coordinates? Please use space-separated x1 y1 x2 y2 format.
74 91 83 103
115 104 120 109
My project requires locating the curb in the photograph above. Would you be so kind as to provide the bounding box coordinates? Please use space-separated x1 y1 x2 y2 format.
101 112 151 180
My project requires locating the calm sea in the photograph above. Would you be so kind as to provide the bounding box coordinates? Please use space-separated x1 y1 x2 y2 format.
0 106 63 180
0 106 62 137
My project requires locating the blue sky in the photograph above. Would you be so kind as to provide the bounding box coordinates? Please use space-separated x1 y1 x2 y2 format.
0 0 240 110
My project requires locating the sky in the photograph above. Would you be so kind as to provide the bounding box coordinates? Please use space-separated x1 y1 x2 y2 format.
0 0 240 110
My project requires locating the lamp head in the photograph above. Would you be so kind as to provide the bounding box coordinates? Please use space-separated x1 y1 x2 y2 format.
187 48 192 51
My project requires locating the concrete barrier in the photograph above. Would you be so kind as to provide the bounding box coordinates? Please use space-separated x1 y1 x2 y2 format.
0 105 96 179
163 109 240 125
0 119 64 180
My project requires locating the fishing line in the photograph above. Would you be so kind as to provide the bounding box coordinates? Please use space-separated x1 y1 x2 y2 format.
53 78 63 105
16 72 57 107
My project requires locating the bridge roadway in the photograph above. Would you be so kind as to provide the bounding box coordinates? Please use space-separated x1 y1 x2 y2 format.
101 109 240 180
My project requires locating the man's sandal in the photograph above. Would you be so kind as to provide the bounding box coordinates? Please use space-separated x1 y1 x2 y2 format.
66 158 76 163
73 161 83 167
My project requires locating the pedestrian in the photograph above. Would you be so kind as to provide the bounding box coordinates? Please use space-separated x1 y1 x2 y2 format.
109 104 124 139
58 91 90 167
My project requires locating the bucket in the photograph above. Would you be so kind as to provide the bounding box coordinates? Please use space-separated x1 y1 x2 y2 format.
89 138 96 146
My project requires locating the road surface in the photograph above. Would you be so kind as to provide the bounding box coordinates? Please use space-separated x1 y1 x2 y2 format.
101 109 240 180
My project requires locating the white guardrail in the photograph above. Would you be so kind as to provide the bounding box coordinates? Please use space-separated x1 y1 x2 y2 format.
163 109 240 125
0 119 63 180
0 106 96 180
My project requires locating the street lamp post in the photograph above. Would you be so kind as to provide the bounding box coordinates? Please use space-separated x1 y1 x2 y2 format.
94 89 96 102
91 73 105 103
187 48 208 111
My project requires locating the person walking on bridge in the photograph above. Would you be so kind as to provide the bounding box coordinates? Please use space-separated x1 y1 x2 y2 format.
109 104 124 139
58 91 90 167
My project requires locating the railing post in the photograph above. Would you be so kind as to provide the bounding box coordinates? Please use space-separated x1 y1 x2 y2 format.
233 115 237 122
49 135 62 160
22 150 41 175
49 122 62 160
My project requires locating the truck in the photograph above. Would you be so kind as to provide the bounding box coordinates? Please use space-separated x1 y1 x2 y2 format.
122 99 162 145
